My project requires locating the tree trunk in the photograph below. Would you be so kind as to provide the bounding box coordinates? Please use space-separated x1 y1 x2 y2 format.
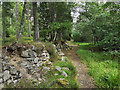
58 32 62 41
27 1 31 37
49 2 55 42
33 2 39 41
53 31 57 41
2 2 6 44
16 1 19 40
17 2 27 40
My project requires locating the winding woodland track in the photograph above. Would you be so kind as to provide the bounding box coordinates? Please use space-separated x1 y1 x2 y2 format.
63 46 96 88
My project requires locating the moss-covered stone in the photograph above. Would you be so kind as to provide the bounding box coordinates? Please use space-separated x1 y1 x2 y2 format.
56 78 69 87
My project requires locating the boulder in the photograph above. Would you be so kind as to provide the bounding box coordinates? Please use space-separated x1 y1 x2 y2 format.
10 65 15 69
3 70 11 82
54 73 59 76
0 78 3 83
0 54 2 58
0 73 3 78
34 73 40 78
42 53 46 57
56 78 69 87
42 50 47 53
36 63 42 67
62 67 69 70
32 46 37 52
62 71 68 77
0 83 4 89
59 52 65 56
43 67 50 71
26 58 34 61
47 61 52 65
34 57 39 64
3 65 10 71
7 79 12 85
10 68 17 75
55 66 61 72
21 49 37 58
13 79 19 84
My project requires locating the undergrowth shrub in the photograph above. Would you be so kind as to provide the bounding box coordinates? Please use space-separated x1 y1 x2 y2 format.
44 43 56 58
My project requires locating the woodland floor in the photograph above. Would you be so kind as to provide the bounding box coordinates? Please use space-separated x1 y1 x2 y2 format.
63 46 96 88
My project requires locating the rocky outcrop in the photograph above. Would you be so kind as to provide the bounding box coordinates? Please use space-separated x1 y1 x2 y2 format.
0 44 53 89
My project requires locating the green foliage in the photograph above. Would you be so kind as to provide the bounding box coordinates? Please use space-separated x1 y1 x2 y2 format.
3 36 33 47
6 26 16 37
76 43 119 88
43 57 78 88
74 2 120 55
89 60 118 88
44 42 56 58
54 59 76 77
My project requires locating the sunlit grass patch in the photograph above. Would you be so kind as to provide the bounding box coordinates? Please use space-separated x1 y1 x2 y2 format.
76 42 119 88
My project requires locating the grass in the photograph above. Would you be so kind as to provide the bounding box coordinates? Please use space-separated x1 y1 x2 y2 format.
43 57 78 88
76 43 119 88
2 36 34 47
3 36 78 88
5 57 78 88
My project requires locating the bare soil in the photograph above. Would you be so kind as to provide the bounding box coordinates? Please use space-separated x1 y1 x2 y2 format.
63 45 97 88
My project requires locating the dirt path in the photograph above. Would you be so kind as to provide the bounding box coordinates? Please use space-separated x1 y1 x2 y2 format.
63 46 96 88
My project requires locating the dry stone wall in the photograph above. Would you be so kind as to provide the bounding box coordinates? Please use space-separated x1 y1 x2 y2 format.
0 44 53 89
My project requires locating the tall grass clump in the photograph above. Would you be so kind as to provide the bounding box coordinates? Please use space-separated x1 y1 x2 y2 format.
76 43 119 88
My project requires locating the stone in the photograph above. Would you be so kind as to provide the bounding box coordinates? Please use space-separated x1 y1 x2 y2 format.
13 79 19 84
21 49 37 58
34 73 40 78
34 57 39 64
59 52 65 56
36 63 42 67
33 79 37 83
27 58 34 61
19 73 22 77
7 79 12 85
21 61 28 66
0 83 4 89
10 65 15 69
43 67 50 71
37 81 41 84
32 46 37 52
2 61 7 66
54 73 59 76
42 58 47 61
62 67 69 70
47 61 52 65
10 68 17 75
0 73 3 78
55 66 61 72
56 78 69 87
5 56 9 60
38 78 42 81
42 50 47 53
32 64 36 67
37 61 43 66
26 64 31 68
62 71 68 77
0 54 2 58
21 50 29 58
3 70 11 82
28 49 37 58
3 65 10 71
61 56 65 62
42 53 46 57
0 78 3 83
